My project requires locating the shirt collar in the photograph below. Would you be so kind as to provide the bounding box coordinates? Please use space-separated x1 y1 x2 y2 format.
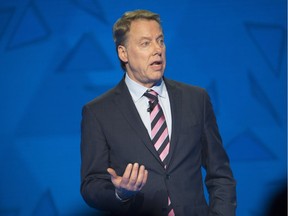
125 73 167 102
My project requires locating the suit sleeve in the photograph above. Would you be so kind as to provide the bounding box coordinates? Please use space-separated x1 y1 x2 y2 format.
201 90 237 216
80 104 131 213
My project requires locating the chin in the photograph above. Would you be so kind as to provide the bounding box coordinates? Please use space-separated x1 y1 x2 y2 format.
151 73 163 81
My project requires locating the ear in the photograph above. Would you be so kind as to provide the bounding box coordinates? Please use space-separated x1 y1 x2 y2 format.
118 45 128 63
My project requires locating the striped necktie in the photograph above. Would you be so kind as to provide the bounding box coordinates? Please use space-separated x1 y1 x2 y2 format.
144 89 175 216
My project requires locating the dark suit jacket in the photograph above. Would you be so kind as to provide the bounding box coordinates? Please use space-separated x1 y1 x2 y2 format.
80 77 237 216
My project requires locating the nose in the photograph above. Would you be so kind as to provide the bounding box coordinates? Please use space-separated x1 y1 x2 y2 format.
153 41 163 55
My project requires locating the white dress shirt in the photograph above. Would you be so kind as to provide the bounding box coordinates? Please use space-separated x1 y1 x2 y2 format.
125 73 172 139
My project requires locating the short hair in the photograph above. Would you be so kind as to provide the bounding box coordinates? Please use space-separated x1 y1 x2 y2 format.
112 9 162 71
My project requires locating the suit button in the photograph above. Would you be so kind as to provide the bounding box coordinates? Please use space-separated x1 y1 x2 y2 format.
166 174 170 180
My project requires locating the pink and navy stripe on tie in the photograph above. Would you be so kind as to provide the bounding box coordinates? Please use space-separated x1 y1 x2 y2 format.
144 90 170 164
144 89 175 216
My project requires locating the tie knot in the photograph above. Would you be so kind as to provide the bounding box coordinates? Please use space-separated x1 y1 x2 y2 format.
144 89 158 101
148 89 158 96
144 90 159 112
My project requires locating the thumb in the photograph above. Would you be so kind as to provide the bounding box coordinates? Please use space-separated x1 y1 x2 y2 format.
107 168 118 179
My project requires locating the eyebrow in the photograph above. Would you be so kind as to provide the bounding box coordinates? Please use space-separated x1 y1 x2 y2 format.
157 34 164 39
139 34 164 41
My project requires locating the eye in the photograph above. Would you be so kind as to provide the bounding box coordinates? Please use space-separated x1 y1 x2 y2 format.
158 38 165 46
141 40 150 47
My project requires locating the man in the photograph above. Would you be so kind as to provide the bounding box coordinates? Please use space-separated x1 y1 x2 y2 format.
81 9 237 216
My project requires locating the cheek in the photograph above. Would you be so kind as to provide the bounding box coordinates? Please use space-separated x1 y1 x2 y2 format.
131 52 148 64
162 49 166 59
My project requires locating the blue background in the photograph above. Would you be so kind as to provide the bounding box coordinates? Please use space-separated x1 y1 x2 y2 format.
0 0 286 215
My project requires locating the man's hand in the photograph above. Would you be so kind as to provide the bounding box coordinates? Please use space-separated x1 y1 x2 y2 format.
107 163 148 200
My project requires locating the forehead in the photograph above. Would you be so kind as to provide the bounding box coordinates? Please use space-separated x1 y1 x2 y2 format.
128 19 163 38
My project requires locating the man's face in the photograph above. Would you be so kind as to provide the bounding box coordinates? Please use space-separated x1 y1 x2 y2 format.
118 19 166 88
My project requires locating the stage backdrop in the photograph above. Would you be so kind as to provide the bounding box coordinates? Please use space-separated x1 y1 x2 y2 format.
0 0 286 216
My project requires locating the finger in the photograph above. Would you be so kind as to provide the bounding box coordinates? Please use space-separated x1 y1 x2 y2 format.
135 166 148 190
121 163 133 185
128 163 139 186
142 169 148 186
135 165 145 186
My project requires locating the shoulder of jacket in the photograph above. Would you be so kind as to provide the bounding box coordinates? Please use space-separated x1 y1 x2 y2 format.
164 77 207 94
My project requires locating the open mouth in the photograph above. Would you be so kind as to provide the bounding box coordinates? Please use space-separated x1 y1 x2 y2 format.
150 60 163 66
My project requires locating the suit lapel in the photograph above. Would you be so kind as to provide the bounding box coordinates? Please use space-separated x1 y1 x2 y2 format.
164 78 182 168
113 79 164 166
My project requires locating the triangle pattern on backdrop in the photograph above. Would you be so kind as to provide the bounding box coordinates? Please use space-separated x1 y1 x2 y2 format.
58 32 114 72
226 130 276 162
245 22 285 77
6 3 50 50
0 7 15 40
